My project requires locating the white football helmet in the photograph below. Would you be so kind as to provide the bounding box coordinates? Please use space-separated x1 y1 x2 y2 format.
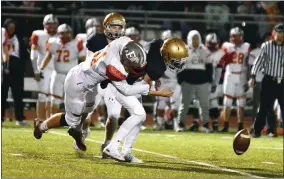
85 18 100 30
43 14 59 25
57 24 72 33
161 30 173 40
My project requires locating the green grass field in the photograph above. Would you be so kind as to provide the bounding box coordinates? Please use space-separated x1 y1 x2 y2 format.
1 121 283 178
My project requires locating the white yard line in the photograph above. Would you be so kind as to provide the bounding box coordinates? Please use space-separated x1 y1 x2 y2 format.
48 131 264 178
251 147 283 150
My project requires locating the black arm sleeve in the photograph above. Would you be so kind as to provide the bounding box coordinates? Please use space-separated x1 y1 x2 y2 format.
86 33 108 52
145 39 167 81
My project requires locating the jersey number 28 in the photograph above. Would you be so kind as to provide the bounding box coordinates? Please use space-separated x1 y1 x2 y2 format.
232 52 244 64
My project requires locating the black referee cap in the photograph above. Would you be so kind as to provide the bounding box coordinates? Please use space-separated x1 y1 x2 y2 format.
273 23 284 33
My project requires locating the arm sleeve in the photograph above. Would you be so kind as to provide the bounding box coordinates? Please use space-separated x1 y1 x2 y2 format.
251 46 266 76
30 33 39 73
30 48 39 73
111 80 150 96
212 67 222 86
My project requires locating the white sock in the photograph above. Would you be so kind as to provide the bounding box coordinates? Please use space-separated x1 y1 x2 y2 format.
39 121 48 131
156 116 164 126
173 117 178 130
109 115 143 150
122 123 141 154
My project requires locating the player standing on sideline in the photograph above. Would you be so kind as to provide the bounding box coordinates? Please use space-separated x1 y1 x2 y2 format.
1 27 9 86
33 36 173 152
40 24 86 115
102 37 189 162
153 30 181 131
205 33 225 132
76 17 106 128
76 17 102 45
30 14 58 121
176 30 213 133
219 27 251 132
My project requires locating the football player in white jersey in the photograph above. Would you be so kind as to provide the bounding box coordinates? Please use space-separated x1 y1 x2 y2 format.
101 38 188 162
76 17 102 46
218 27 251 132
30 14 59 122
205 33 225 132
125 23 148 48
154 30 181 131
40 24 86 115
76 17 106 128
33 36 173 152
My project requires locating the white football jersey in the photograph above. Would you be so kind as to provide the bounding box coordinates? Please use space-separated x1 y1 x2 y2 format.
220 42 251 73
31 30 56 70
209 49 225 68
47 37 86 74
80 36 132 90
7 35 20 58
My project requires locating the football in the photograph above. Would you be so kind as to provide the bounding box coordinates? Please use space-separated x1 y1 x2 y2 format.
233 128 251 155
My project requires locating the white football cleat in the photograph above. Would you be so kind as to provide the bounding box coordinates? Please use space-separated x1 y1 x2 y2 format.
103 146 125 162
123 153 143 163
73 127 90 151
175 126 185 132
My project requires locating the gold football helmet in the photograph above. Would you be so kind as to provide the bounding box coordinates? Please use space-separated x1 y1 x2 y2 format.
103 12 126 40
161 37 189 73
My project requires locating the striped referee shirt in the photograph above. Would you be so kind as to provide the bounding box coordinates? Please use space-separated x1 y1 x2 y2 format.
251 40 284 79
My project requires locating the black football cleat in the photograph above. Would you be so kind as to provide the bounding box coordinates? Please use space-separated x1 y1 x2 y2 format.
33 118 43 139
68 127 86 151
189 121 199 131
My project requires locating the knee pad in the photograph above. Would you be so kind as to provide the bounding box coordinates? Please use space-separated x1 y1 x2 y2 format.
209 108 220 119
108 109 121 121
133 106 146 123
51 96 62 105
223 96 233 107
237 98 246 107
191 108 200 119
38 93 47 102
60 113 68 126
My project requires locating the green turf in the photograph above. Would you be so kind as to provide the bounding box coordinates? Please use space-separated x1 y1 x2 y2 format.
1 121 283 178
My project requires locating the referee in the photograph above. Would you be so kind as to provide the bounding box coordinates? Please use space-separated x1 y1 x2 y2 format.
249 23 284 138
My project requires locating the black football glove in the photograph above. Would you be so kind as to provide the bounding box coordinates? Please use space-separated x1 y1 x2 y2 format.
100 79 111 89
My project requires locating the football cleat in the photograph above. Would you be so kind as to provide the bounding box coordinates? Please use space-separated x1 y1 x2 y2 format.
68 127 86 151
103 146 125 162
73 128 90 151
123 153 143 164
33 118 43 139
